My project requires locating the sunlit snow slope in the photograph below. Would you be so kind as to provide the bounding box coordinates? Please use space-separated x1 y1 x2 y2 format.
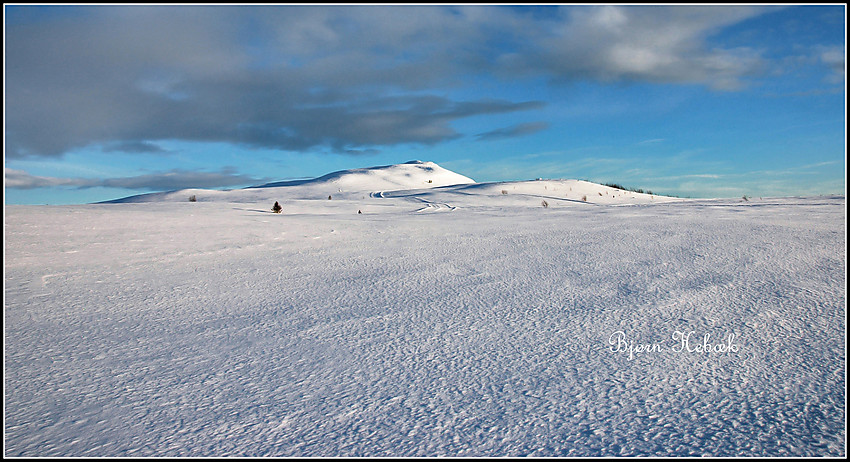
104 161 476 203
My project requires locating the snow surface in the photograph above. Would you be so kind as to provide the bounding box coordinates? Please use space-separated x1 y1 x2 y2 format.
4 162 846 457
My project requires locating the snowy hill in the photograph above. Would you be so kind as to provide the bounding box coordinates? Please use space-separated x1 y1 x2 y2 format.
102 160 677 208
250 160 475 191
104 160 475 203
381 179 682 211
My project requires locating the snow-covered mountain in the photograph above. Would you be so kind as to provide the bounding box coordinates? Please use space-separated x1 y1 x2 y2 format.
102 160 677 207
249 160 475 190
103 160 474 203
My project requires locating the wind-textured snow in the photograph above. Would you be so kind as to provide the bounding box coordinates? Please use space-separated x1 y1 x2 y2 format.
4 162 846 457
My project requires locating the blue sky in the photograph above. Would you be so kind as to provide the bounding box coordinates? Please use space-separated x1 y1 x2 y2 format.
4 4 845 204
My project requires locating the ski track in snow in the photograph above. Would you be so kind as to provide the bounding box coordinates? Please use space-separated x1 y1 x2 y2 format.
4 195 846 457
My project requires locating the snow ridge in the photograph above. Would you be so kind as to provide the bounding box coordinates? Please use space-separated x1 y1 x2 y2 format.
101 161 672 207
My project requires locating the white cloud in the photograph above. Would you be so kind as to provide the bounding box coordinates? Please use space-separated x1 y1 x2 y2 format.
521 6 769 89
819 46 845 83
4 168 91 189
476 121 550 141
5 167 266 191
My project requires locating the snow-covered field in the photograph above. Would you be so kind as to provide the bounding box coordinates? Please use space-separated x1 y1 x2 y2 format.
4 162 846 456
